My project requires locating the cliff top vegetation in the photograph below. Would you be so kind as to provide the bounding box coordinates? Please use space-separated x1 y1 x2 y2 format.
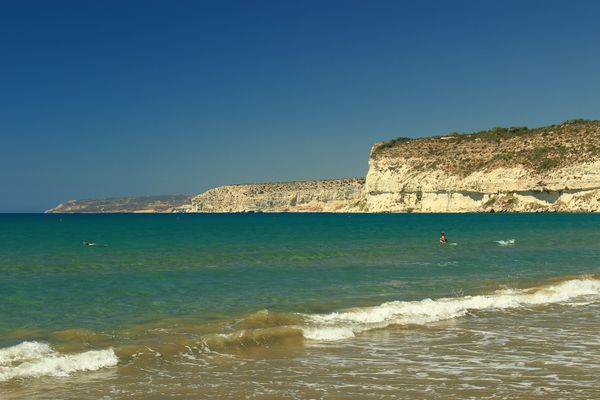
372 119 600 175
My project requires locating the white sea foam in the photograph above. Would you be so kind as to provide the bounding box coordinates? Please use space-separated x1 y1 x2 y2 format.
0 341 53 364
0 341 118 382
302 278 600 341
303 327 356 341
496 239 516 246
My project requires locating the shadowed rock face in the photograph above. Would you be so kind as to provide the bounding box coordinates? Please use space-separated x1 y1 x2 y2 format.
365 120 600 212
46 195 194 213
188 178 366 213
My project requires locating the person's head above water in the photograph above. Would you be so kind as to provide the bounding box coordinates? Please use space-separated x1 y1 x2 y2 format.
440 232 448 243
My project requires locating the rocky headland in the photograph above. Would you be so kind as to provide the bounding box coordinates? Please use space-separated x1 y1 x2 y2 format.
366 119 600 212
48 119 600 213
184 178 365 213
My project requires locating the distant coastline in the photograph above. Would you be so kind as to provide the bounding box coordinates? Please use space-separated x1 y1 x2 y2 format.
47 119 600 214
46 195 193 214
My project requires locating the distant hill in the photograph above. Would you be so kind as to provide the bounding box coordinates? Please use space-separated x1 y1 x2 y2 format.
45 195 194 213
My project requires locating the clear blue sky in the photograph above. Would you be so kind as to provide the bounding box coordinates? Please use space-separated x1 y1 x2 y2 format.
2 0 599 212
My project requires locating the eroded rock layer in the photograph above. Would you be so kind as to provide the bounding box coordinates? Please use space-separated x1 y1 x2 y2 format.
188 178 365 212
365 119 600 212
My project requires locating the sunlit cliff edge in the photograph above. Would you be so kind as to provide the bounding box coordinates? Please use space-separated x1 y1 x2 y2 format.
366 119 600 212
48 119 600 213
182 178 365 213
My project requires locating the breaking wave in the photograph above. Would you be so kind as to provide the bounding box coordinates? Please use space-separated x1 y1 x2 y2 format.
186 276 600 350
0 341 118 382
302 276 600 341
7 277 598 361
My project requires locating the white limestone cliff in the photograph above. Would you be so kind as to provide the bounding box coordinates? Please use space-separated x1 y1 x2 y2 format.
187 178 365 213
364 120 600 212
365 156 600 212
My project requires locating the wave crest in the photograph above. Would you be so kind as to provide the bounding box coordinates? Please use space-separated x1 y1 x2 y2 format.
302 277 600 341
201 326 304 352
0 341 118 382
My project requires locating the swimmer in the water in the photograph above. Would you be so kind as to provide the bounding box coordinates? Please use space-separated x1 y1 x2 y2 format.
440 232 448 244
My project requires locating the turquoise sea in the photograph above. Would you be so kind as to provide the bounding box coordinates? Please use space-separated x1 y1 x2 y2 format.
1 213 599 399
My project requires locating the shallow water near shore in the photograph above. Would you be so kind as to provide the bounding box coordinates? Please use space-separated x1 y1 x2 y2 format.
1 213 599 399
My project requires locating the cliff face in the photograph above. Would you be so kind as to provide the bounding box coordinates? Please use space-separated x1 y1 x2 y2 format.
365 120 600 212
188 178 365 212
47 120 600 214
46 195 194 213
